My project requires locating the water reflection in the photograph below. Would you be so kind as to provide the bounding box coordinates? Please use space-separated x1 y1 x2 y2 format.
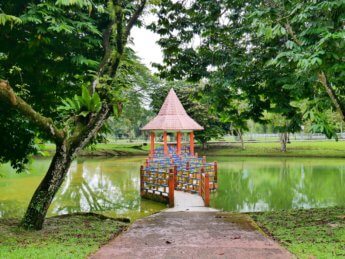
211 157 345 212
1 157 344 219
0 157 165 220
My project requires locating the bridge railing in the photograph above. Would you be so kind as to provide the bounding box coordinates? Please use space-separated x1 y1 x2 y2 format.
140 151 218 207
140 165 175 207
200 170 210 207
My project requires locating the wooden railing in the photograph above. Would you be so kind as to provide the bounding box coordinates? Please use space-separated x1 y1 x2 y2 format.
199 169 210 207
140 165 175 207
140 151 218 208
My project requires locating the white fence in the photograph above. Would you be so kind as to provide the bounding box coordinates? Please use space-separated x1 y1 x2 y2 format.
234 133 345 141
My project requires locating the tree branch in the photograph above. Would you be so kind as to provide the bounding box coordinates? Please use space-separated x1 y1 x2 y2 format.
108 0 124 78
108 0 147 78
318 71 345 121
68 102 112 155
284 22 345 120
0 80 65 142
98 21 115 76
124 0 147 39
284 22 303 46
79 0 147 150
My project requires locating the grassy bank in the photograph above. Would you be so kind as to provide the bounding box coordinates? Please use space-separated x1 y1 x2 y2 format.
0 213 128 259
251 207 345 258
39 140 345 158
39 143 149 157
203 140 345 158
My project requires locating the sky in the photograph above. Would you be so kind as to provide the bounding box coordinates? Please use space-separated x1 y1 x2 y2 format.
131 25 163 72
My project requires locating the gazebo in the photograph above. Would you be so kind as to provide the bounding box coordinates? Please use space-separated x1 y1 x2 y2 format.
142 88 203 156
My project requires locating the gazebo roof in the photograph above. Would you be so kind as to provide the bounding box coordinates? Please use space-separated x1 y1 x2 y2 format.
142 88 204 131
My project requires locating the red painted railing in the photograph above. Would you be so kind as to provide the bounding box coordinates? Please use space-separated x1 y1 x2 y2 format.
199 169 210 207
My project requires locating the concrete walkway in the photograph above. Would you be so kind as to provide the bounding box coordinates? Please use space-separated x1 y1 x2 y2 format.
91 210 292 258
167 191 218 212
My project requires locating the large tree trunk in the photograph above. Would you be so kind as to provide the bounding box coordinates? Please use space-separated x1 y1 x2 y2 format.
21 143 73 230
21 105 111 230
280 132 288 152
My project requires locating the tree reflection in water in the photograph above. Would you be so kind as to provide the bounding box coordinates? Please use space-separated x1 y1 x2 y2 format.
212 157 345 212
48 158 164 219
0 157 344 218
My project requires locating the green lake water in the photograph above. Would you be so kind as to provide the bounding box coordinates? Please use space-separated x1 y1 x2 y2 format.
0 157 165 221
211 157 345 212
0 156 344 220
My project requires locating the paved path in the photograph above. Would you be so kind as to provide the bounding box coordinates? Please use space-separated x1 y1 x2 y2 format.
91 211 292 259
167 191 218 212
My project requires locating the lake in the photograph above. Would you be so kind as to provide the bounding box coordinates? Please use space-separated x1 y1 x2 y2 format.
211 157 345 211
0 156 344 220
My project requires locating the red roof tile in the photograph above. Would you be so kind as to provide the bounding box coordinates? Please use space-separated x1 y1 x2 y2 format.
142 88 204 131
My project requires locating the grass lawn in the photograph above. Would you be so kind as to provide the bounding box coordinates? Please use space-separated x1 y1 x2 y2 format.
38 143 149 156
203 140 345 158
250 207 345 258
39 140 345 158
0 213 128 259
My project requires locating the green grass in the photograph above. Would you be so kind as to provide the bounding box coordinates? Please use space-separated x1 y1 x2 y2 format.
38 143 149 156
39 140 345 158
203 140 345 158
251 207 345 258
0 213 128 259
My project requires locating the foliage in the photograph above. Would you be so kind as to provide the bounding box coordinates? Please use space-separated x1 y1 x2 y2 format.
150 0 345 142
0 0 148 170
251 207 345 258
0 0 148 229
263 111 302 135
0 107 37 172
58 86 102 117
0 0 106 170
0 13 22 26
108 94 154 140
250 0 345 130
107 49 158 139
149 1 306 138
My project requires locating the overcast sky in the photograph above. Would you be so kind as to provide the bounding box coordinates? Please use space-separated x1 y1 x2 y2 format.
131 25 163 72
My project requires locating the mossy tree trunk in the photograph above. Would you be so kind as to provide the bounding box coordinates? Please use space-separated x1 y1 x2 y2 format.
21 104 111 230
21 144 73 230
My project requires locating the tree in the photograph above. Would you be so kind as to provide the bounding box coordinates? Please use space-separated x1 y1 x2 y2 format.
150 1 308 140
107 49 158 140
264 111 302 152
219 99 250 150
150 82 226 149
0 0 148 230
250 0 345 125
150 0 344 142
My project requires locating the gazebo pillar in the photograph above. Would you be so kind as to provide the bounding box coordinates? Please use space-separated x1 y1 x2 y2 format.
176 132 182 155
190 131 194 156
163 131 168 156
150 132 155 156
